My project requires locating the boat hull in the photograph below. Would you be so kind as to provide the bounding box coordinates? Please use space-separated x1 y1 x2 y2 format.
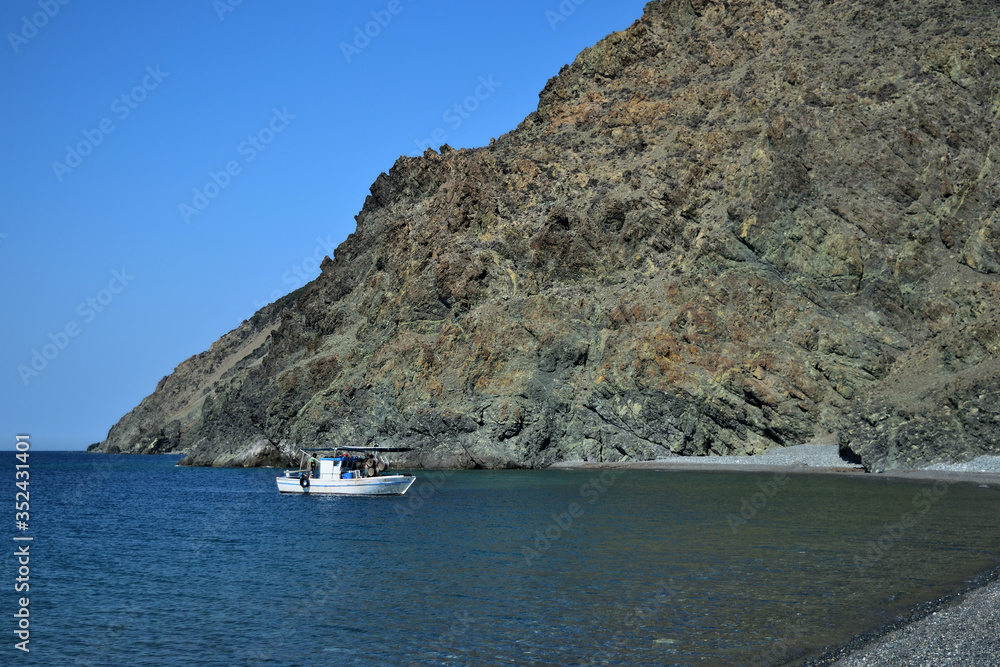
276 474 415 496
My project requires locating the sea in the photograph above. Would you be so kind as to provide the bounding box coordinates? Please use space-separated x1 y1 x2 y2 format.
5 452 1000 666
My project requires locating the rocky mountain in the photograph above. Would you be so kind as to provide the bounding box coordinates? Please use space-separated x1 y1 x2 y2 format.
91 0 1000 472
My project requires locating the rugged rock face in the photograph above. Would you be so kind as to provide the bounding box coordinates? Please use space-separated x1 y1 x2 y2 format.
91 0 1000 470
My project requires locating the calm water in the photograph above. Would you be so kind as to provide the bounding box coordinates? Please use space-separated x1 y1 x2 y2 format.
5 453 1000 666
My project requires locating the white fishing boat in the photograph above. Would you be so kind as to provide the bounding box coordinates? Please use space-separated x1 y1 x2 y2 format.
276 447 415 495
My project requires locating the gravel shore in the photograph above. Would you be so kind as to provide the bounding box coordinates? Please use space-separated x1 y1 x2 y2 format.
551 446 1000 489
805 570 1000 667
550 443 865 472
649 443 865 469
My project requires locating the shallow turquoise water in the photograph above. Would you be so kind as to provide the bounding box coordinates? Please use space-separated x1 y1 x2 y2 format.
6 453 1000 665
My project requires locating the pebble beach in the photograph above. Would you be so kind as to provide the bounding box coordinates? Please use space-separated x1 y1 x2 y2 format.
823 576 1000 666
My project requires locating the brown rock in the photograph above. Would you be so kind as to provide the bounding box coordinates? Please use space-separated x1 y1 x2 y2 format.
93 0 1000 471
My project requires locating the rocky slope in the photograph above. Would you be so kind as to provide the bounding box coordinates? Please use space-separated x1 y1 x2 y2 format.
91 0 1000 471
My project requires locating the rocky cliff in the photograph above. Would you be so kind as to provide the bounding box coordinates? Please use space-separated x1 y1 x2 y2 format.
91 0 1000 471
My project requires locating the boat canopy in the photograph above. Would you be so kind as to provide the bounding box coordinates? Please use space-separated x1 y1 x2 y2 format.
300 446 415 453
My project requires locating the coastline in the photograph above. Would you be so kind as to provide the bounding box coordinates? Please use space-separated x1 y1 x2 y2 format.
80 448 998 662
806 566 1000 666
549 445 1000 490
553 445 1000 666
551 460 1000 490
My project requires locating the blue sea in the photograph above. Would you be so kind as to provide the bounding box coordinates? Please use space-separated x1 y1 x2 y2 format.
5 452 1000 666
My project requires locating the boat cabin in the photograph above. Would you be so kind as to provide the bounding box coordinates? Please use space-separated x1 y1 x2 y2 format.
312 456 362 480
304 453 385 480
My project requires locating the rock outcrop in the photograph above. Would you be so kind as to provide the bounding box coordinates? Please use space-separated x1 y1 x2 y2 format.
91 0 1000 470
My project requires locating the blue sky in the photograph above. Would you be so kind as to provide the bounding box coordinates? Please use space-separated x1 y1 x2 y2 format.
0 0 649 450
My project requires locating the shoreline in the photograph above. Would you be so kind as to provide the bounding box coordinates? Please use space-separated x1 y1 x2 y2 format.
805 565 1000 666
551 459 1000 490
549 446 1000 491
80 447 999 662
551 446 1000 666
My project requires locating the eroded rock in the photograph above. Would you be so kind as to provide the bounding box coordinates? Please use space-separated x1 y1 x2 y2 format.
93 0 1000 470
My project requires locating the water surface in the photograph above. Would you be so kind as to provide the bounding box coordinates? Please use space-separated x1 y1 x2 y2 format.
8 453 1000 666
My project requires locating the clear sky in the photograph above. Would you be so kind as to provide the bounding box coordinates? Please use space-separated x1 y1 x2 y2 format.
0 0 650 450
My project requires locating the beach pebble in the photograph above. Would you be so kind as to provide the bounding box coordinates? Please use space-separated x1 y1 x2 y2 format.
826 580 1000 666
